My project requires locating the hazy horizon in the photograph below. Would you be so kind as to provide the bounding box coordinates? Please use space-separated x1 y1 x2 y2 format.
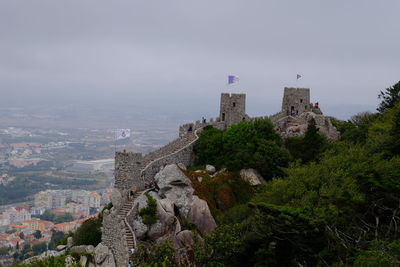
1 0 398 129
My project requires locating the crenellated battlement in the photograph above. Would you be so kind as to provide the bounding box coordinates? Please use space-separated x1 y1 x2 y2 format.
105 88 340 266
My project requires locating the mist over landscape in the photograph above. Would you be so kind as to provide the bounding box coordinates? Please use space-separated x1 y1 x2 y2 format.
1 1 400 266
1 0 397 132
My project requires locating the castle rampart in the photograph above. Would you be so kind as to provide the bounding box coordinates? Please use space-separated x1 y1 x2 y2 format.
281 87 310 116
219 93 247 127
105 88 339 266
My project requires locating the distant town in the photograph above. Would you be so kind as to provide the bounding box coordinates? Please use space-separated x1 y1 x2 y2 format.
0 188 111 265
0 124 176 265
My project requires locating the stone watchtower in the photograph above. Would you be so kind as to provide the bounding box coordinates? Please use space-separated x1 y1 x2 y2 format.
219 93 247 127
281 87 310 116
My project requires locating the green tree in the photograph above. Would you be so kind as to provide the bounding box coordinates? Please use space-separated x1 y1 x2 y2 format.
32 243 47 255
386 107 400 156
353 240 400 267
33 230 42 239
39 210 55 222
139 193 158 225
22 244 31 254
334 112 378 144
54 213 73 223
194 125 224 166
194 119 290 179
378 81 400 113
132 239 176 267
0 246 10 256
301 118 327 163
73 215 102 246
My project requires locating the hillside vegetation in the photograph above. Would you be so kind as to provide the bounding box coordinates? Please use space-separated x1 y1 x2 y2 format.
191 81 400 266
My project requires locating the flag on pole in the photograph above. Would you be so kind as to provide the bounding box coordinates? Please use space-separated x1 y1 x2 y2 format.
228 75 240 84
296 74 302 80
115 129 131 140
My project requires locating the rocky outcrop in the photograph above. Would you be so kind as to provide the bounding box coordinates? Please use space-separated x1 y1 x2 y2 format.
188 196 217 235
271 111 340 140
126 164 217 266
155 164 194 216
94 243 116 267
23 242 114 267
240 168 265 186
23 250 65 264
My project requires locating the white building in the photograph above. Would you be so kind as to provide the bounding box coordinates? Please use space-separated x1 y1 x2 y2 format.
34 190 67 209
72 190 101 208
0 215 9 226
2 208 31 224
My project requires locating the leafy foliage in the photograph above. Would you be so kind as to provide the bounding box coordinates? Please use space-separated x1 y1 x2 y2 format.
35 210 74 223
184 170 254 218
132 239 176 267
333 112 378 144
193 95 400 266
72 215 102 246
285 118 329 163
378 80 400 113
194 119 290 179
139 193 158 225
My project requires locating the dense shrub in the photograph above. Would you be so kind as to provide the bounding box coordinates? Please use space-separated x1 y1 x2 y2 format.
132 239 176 267
194 119 290 179
139 193 158 225
285 118 328 163
72 215 102 246
185 170 254 218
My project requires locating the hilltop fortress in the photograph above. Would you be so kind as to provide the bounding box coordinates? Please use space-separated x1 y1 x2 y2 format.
102 87 339 266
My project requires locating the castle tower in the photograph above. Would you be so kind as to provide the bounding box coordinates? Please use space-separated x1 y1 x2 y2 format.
114 151 143 191
281 87 310 116
219 93 247 127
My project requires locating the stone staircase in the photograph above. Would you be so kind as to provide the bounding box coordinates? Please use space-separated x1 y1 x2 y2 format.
118 191 143 262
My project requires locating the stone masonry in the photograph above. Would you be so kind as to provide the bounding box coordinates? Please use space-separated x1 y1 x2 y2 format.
103 88 339 266
281 87 310 116
219 93 249 127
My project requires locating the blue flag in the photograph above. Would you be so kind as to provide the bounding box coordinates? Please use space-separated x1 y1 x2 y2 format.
228 75 239 84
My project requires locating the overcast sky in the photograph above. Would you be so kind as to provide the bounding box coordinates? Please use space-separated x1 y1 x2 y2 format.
0 0 399 125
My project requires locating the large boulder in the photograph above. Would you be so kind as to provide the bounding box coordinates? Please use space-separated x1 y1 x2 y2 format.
69 245 88 254
147 199 178 240
132 215 148 240
159 198 175 215
205 164 216 175
79 255 88 267
56 245 66 251
155 164 194 215
175 230 194 248
240 168 265 186
94 243 109 264
94 243 116 267
67 236 74 248
187 196 216 235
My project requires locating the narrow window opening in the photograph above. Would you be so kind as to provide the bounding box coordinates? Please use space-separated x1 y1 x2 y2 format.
222 113 225 121
233 102 236 107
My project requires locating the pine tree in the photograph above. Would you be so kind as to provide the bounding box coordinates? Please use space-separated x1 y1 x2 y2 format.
302 118 327 163
378 81 400 113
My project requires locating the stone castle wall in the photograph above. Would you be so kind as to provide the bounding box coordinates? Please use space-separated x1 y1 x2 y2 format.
220 93 247 126
281 87 310 116
105 90 340 266
102 209 129 267
114 152 142 191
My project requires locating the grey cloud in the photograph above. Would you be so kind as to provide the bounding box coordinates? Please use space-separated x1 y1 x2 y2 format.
0 0 398 124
